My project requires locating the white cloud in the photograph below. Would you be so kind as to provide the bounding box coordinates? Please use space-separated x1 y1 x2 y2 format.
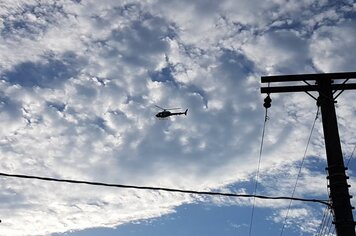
0 0 355 235
310 19 356 72
271 207 322 234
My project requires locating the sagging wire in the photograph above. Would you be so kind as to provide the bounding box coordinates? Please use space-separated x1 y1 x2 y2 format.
0 172 330 205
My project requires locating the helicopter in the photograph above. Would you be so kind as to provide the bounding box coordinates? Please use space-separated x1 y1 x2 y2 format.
155 105 188 119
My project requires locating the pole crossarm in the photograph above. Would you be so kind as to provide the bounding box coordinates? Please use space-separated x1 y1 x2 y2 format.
261 83 356 94
261 72 356 83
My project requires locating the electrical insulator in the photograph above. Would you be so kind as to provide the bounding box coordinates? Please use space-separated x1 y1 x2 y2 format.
263 95 272 109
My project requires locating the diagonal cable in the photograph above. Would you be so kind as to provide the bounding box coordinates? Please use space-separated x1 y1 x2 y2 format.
249 107 269 236
346 144 356 167
279 107 320 236
316 206 328 236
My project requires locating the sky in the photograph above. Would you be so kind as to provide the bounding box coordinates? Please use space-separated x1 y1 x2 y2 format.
0 0 355 235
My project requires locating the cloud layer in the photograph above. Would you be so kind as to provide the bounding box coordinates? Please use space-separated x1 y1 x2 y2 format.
0 0 355 235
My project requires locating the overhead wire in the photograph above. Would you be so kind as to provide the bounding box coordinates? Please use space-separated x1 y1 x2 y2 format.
315 109 354 235
322 168 336 236
1 95 340 231
315 206 330 236
326 214 334 236
346 144 356 168
320 211 331 236
315 168 334 236
249 94 271 236
316 207 334 236
323 210 334 236
279 107 320 236
324 170 336 236
321 110 355 235
0 172 330 206
335 99 356 168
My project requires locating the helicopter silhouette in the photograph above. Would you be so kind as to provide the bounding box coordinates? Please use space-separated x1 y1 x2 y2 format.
155 105 188 119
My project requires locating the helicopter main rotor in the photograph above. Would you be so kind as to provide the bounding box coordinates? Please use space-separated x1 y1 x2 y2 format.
154 105 181 111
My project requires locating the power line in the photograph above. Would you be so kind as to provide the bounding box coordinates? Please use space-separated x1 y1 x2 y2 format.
316 169 335 236
346 144 356 167
315 176 333 236
262 72 356 236
319 212 332 236
326 215 335 236
0 172 330 206
316 206 330 236
280 107 320 236
323 211 334 236
316 207 334 236
249 103 270 236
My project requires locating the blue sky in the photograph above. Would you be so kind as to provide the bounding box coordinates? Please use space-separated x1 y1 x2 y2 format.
0 0 355 235
56 203 285 236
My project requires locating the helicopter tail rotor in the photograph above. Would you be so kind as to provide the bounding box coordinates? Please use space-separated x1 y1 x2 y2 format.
184 109 188 115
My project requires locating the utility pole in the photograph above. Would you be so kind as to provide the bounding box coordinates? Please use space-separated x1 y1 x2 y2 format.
260 72 356 236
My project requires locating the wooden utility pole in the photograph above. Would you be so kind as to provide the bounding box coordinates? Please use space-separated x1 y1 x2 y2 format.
261 72 356 236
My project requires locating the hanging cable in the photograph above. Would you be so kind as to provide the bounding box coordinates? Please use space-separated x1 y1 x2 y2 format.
319 211 331 236
315 206 330 236
316 206 334 236
0 172 330 206
249 94 271 236
279 107 320 236
322 210 334 236
326 214 335 236
316 168 334 236
346 144 356 168
324 170 336 236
